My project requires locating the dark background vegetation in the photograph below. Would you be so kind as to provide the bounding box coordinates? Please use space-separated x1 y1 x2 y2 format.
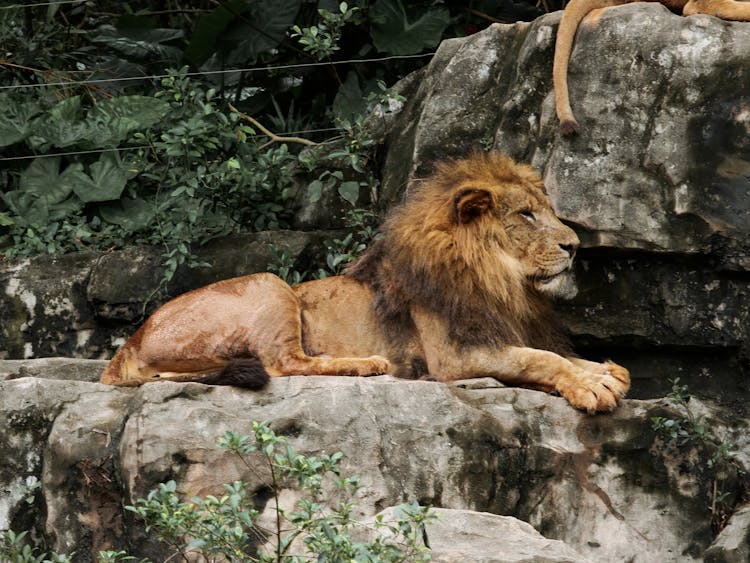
0 0 561 279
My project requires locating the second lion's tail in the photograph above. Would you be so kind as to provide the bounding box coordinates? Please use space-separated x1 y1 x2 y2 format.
553 0 623 136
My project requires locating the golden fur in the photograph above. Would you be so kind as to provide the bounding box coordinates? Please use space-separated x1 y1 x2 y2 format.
100 152 630 413
554 0 750 135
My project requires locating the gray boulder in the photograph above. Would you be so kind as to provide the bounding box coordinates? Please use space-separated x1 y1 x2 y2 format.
367 507 590 563
705 504 750 563
381 5 750 257
1 369 745 562
2 6 750 407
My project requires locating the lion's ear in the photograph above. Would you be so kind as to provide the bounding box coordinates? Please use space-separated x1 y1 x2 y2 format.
453 189 493 224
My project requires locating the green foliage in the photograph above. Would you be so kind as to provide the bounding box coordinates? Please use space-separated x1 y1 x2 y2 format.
0 529 73 563
185 0 302 68
97 552 148 563
267 246 305 286
291 2 362 60
651 378 743 531
267 207 379 284
318 208 380 278
0 0 547 284
2 423 431 562
370 0 451 55
127 421 434 562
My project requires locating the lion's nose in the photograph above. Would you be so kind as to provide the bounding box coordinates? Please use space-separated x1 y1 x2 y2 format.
559 242 577 258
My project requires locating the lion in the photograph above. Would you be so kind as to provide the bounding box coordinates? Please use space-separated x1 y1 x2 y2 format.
100 152 630 414
554 0 750 135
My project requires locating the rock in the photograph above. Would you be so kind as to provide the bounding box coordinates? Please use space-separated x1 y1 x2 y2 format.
372 507 590 563
704 504 750 563
0 252 101 360
0 358 106 383
380 5 750 257
1 368 746 562
2 5 748 409
1 6 749 408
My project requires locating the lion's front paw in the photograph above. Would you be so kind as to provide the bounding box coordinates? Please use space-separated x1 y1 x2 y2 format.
601 360 630 399
556 368 625 415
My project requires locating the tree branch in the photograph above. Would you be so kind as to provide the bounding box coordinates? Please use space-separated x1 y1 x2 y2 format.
228 103 317 149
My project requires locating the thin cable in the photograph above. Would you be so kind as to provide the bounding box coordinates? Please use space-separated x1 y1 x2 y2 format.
0 126 343 162
0 0 86 9
0 52 435 90
0 145 150 162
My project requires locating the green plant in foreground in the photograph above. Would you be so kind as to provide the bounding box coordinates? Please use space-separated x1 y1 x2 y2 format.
2 422 432 562
127 421 433 562
651 378 743 531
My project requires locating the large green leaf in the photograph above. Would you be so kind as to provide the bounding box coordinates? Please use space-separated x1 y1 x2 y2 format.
338 181 360 206
99 197 155 231
88 96 170 128
1 190 49 228
0 95 43 147
332 71 380 121
48 196 84 222
85 96 170 146
19 157 74 206
67 153 129 203
186 0 301 68
90 25 183 62
370 0 450 55
28 97 89 149
0 211 14 227
184 0 251 66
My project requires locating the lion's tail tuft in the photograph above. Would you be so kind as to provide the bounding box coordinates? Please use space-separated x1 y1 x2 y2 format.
202 357 270 390
559 119 581 137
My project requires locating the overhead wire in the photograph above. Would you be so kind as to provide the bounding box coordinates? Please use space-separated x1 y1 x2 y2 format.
0 14 434 161
0 53 436 90
0 0 87 9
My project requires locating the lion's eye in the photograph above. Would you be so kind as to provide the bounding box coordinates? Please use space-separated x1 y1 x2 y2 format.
520 210 536 222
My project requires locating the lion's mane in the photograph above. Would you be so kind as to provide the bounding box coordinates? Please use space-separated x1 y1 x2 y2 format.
348 152 572 356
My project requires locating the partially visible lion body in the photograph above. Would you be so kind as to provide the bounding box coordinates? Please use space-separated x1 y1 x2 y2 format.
554 0 750 135
101 152 629 413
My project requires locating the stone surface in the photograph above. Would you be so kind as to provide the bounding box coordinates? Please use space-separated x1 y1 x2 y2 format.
380 6 750 257
370 507 590 563
705 505 750 563
1 369 747 562
0 358 105 382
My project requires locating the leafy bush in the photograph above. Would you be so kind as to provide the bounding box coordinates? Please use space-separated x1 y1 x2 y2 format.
1 423 433 562
0 0 576 313
0 1 554 270
651 378 744 532
127 421 433 562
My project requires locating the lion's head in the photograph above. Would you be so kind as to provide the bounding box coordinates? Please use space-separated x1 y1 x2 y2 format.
349 151 579 349
429 152 580 300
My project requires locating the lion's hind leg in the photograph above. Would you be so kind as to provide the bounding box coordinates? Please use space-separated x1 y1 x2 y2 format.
274 350 391 377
